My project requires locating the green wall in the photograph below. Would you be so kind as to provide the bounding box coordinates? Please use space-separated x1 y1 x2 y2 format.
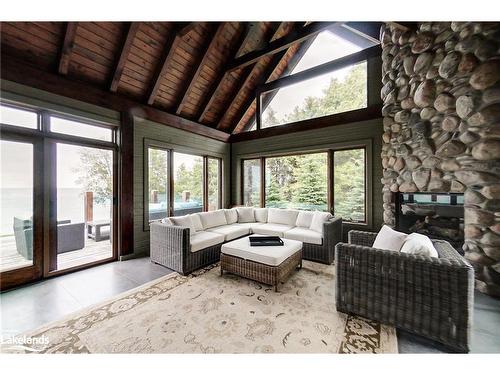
132 116 231 256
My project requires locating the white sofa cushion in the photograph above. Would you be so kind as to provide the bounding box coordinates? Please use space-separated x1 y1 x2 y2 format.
234 222 262 232
198 210 227 229
254 208 268 223
224 209 238 224
190 214 203 232
267 208 299 226
170 215 196 234
221 236 302 266
207 224 251 241
190 231 224 252
284 227 323 245
400 233 438 258
372 225 408 252
310 212 333 233
252 223 293 237
236 207 255 223
295 211 314 228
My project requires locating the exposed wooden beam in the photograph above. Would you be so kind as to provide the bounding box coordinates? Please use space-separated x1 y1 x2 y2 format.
177 22 198 37
58 22 78 75
236 35 316 133
226 22 338 73
342 22 382 44
224 48 288 133
229 105 382 143
1 56 230 142
146 25 186 105
175 22 225 115
196 23 253 123
110 22 140 92
216 23 285 131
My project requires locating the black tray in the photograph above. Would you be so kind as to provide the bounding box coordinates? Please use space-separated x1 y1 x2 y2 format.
249 236 284 246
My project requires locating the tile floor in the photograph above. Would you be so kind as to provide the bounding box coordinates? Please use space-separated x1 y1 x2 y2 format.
1 257 499 353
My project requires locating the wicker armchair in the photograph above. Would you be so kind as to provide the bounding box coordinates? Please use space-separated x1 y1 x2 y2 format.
335 230 474 353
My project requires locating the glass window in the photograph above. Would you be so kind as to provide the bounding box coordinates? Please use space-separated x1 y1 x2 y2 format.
173 152 203 216
0 140 34 272
242 159 261 207
333 148 365 223
148 147 169 222
291 30 365 74
0 104 38 129
265 153 328 211
207 158 221 211
50 116 113 142
261 61 367 128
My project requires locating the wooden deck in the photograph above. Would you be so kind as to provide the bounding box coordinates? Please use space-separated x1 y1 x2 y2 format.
0 235 113 272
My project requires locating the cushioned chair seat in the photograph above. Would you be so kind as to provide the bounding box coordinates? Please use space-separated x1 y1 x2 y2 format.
251 223 293 237
207 224 251 241
284 227 323 245
190 231 225 252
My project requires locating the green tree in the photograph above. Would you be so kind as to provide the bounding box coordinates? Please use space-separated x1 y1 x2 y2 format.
75 149 112 204
293 154 327 209
262 106 281 128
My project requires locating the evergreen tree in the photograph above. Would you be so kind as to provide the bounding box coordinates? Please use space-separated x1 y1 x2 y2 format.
293 154 327 210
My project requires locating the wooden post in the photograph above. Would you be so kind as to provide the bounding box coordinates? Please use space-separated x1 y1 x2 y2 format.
151 190 158 204
84 191 93 223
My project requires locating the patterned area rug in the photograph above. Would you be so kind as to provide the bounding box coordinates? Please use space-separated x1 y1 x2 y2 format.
4 261 397 353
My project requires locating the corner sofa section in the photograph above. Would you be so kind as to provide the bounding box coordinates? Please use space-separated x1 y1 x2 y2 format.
150 207 342 275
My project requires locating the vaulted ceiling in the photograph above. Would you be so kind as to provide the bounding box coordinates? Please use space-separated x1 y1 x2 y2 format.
0 22 380 135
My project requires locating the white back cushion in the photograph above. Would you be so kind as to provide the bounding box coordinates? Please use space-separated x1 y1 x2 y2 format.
296 211 315 228
254 208 268 223
372 225 408 251
268 208 299 226
224 209 238 224
170 215 196 234
401 233 438 258
236 207 255 223
309 212 333 233
190 214 203 232
198 210 227 229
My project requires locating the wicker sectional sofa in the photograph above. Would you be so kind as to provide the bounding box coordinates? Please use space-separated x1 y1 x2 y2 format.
335 230 474 352
150 207 342 275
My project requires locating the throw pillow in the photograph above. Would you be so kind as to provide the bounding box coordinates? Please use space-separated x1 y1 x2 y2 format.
224 209 238 224
189 214 203 232
372 225 408 251
400 233 438 258
254 208 268 223
170 215 196 234
268 208 299 226
236 207 255 223
296 211 315 228
198 210 227 229
309 211 333 233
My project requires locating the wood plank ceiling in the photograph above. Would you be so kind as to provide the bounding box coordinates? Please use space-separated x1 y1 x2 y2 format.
0 21 361 134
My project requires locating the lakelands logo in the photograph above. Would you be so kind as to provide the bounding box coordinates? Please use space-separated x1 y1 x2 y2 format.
0 334 49 353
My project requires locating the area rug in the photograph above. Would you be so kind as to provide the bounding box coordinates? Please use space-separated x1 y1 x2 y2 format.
4 261 397 354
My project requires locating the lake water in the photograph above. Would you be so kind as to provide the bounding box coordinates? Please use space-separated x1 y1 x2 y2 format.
0 188 111 235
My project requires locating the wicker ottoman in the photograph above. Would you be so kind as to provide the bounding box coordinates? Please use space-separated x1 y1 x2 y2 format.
220 236 303 292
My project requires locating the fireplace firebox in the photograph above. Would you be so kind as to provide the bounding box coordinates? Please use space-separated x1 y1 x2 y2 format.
395 192 464 254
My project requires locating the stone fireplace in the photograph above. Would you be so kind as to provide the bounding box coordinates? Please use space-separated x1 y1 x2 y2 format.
380 22 500 297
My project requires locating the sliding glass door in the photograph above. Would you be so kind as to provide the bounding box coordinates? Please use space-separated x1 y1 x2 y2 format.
52 143 114 272
1 102 118 289
173 152 204 216
0 136 43 288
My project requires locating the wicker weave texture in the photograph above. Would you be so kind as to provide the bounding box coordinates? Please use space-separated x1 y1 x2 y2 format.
221 251 302 291
150 223 221 275
335 230 474 352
